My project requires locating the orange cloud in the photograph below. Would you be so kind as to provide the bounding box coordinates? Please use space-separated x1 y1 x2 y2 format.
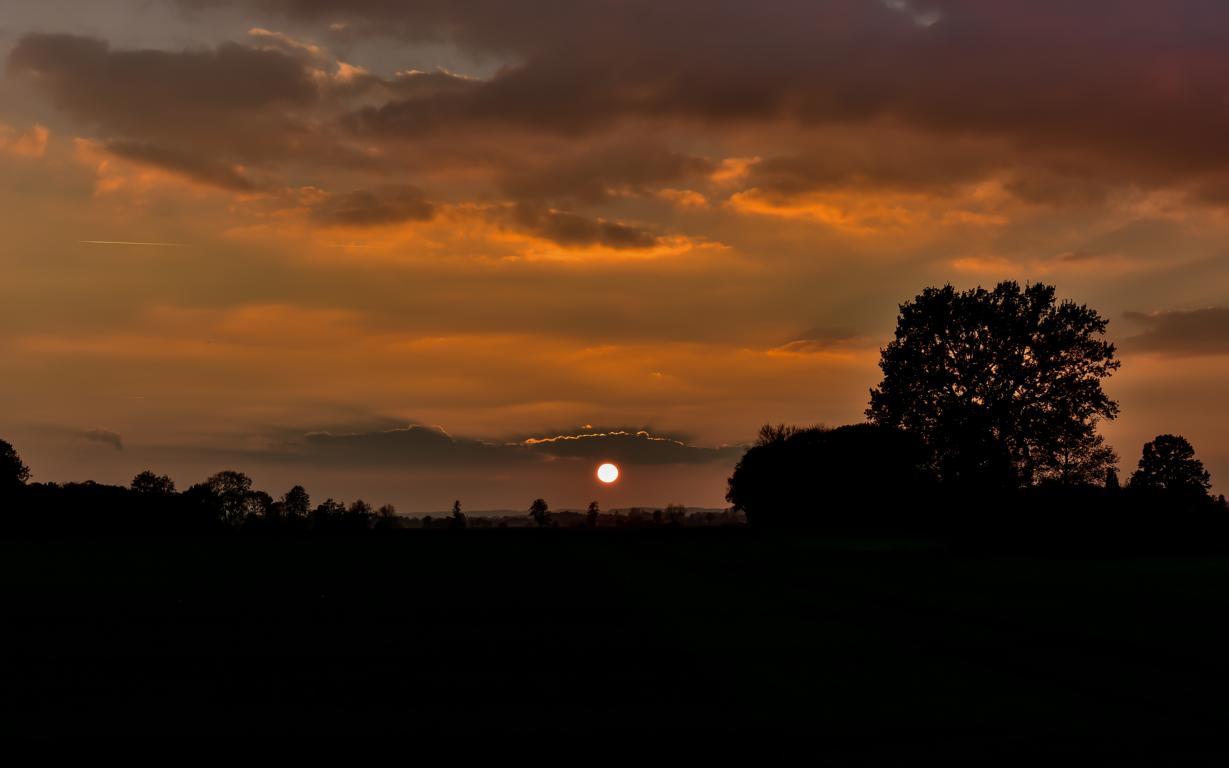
0 123 49 158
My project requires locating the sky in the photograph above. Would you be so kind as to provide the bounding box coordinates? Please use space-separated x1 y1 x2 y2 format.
2 0 1228 511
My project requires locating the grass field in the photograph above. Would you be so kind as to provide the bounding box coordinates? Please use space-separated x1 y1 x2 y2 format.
3 530 1228 755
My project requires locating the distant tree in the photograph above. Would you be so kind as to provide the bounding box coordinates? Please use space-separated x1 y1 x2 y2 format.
756 423 802 447
421 514 434 529
586 501 600 528
281 485 311 518
313 498 346 520
450 500 467 529
1 438 31 490
131 470 176 496
1129 435 1212 498
244 490 274 518
652 509 663 525
205 470 254 525
378 504 397 518
868 282 1120 489
665 503 687 526
528 498 551 528
347 499 374 524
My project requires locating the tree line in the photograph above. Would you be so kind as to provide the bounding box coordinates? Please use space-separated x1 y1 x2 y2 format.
0 444 720 534
2 280 1225 539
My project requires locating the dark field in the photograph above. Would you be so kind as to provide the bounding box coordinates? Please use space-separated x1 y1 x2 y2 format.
4 530 1229 756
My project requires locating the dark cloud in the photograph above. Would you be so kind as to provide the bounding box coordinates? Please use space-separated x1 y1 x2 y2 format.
1123 308 1229 357
77 428 124 451
506 204 661 250
105 141 256 191
295 425 519 466
7 33 317 161
310 186 436 226
186 0 1229 189
254 424 740 468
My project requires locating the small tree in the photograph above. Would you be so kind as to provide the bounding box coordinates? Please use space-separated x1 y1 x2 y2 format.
244 490 274 518
450 499 467 529
586 501 600 528
205 470 253 525
312 498 346 522
131 470 176 496
1129 435 1212 497
1 438 31 490
281 485 311 518
528 498 551 528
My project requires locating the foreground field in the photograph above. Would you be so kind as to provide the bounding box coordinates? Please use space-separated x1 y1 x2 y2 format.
3 530 1228 755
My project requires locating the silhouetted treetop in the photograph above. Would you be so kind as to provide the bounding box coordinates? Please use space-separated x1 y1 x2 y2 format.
868 281 1120 489
450 499 467 529
281 485 310 518
205 470 253 525
1 439 31 490
528 498 551 528
727 423 931 528
756 423 803 447
131 471 176 496
1129 434 1212 497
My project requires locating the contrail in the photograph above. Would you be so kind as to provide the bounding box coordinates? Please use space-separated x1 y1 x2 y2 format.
79 240 186 247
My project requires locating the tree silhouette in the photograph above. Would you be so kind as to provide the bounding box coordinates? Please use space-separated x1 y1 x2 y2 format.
281 485 311 518
450 499 467 529
1035 428 1119 487
528 498 551 528
727 423 931 527
868 282 1120 489
586 500 600 528
131 471 176 496
205 470 253 525
1129 434 1212 497
347 500 375 528
756 423 801 446
245 490 274 519
1 438 30 490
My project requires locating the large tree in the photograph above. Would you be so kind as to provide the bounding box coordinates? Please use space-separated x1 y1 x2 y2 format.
1128 434 1211 497
867 282 1120 488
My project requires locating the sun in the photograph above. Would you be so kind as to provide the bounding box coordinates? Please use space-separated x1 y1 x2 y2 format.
596 462 619 484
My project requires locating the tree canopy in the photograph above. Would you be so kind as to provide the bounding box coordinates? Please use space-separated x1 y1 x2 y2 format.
1129 434 1211 497
867 281 1119 489
727 423 931 527
131 471 176 496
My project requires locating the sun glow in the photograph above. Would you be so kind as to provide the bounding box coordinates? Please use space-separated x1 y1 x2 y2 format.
597 462 619 484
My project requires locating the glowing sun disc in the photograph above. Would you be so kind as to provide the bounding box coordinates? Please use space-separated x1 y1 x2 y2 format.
597 463 619 484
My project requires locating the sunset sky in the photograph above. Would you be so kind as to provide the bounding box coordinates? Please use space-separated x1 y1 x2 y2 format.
2 0 1228 510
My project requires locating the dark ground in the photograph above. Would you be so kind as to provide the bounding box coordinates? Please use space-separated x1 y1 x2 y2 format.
3 529 1229 756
